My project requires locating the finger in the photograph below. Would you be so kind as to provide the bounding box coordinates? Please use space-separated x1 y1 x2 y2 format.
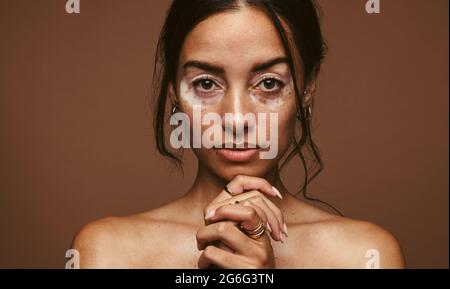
205 190 285 235
196 221 254 254
205 190 262 219
206 203 268 245
198 245 247 269
226 175 282 199
244 200 268 231
207 203 268 234
256 194 288 237
243 197 283 242
203 175 282 218
227 192 287 238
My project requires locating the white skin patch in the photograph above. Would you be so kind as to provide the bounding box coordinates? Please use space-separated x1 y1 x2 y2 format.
249 75 294 109
179 69 294 108
249 80 292 108
179 76 223 106
179 77 201 106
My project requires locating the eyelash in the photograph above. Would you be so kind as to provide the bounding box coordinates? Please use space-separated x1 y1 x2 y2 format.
255 76 285 94
191 75 285 98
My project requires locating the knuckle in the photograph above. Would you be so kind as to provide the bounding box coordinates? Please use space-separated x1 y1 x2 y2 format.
244 207 258 219
215 222 230 234
250 196 263 204
234 175 245 183
203 246 215 258
241 200 252 207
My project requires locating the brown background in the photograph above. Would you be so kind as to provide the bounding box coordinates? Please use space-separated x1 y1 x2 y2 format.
0 0 448 268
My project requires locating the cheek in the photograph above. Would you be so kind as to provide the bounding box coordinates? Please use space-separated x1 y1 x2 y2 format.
262 90 297 155
275 107 297 148
175 102 222 145
259 87 297 133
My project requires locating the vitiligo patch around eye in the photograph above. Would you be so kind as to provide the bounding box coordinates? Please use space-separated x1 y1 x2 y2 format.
249 80 293 109
180 78 202 106
179 78 223 106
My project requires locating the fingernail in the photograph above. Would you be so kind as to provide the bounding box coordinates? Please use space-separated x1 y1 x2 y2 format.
272 186 283 199
281 233 287 244
266 222 272 233
283 223 288 236
205 210 215 220
278 232 284 243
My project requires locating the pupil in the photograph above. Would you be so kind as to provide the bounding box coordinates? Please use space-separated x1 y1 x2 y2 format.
264 79 275 89
202 80 213 90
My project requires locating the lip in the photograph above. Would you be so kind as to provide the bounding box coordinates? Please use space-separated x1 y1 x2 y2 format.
215 147 260 162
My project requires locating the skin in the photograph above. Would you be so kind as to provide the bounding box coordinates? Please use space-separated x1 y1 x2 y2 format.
71 7 405 269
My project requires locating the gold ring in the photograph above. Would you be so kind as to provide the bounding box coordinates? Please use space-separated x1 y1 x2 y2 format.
241 222 265 240
224 185 233 195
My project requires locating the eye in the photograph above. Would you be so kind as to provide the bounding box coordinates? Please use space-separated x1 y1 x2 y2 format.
256 77 284 92
262 79 277 90
193 78 218 91
191 76 223 98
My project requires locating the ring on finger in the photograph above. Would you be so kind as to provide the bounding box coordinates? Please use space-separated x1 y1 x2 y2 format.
241 221 265 240
224 185 234 195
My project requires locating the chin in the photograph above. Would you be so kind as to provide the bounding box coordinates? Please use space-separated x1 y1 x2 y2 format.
194 148 282 181
209 159 276 181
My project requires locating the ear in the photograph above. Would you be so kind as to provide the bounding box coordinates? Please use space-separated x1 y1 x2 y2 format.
303 79 317 107
168 82 178 108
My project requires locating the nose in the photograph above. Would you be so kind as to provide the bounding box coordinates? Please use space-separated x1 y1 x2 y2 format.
221 86 256 145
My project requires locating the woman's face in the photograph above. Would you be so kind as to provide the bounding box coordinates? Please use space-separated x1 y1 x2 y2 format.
174 7 299 180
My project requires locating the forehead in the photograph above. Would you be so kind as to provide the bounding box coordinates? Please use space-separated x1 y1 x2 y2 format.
180 7 286 67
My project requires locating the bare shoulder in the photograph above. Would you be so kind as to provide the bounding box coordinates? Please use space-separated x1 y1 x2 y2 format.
71 215 149 268
71 202 194 268
286 201 406 268
313 217 405 268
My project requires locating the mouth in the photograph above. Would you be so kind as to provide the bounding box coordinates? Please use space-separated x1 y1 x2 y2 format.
215 143 261 162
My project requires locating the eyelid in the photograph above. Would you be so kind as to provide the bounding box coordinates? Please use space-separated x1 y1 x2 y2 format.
191 74 224 89
253 74 285 88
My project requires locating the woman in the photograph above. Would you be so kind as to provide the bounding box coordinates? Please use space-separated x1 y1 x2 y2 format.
72 0 405 268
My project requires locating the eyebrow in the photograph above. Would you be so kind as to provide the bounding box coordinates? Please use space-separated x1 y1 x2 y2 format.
251 57 289 73
183 61 225 74
182 56 288 74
